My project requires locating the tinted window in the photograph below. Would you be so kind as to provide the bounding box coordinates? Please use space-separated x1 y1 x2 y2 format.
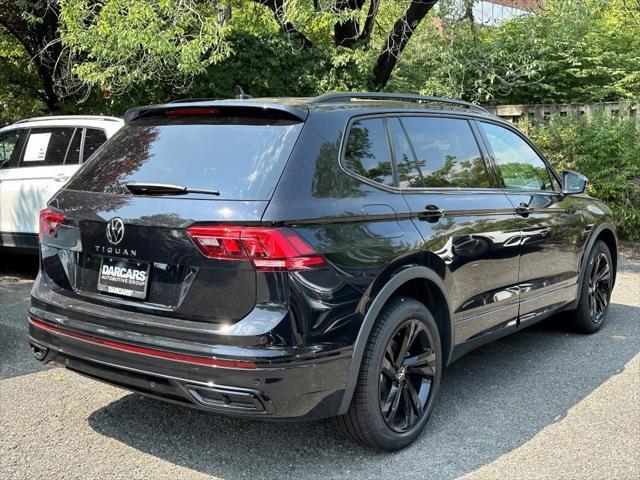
65 129 82 165
0 130 24 169
480 122 555 191
343 118 394 186
83 128 107 161
388 118 422 188
21 127 75 167
67 117 303 200
401 117 489 188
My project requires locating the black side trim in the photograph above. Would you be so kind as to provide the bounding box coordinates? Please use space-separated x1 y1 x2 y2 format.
337 266 451 415
284 208 515 227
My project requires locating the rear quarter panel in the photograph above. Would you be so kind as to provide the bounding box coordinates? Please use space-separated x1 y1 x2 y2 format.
262 110 426 345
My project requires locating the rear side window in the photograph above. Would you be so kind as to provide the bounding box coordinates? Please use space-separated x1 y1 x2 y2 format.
83 128 108 161
0 130 24 169
67 116 303 200
20 127 76 167
401 117 489 188
343 118 394 187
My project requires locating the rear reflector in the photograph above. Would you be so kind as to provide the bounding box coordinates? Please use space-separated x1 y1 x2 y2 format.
28 316 256 369
39 208 65 240
186 226 326 271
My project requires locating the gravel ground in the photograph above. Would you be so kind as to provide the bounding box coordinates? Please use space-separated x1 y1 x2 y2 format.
0 253 638 480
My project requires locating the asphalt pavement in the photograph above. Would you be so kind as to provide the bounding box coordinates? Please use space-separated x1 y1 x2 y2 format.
1 252 638 480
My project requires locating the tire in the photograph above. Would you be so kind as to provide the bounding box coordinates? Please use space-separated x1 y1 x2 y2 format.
335 297 442 451
567 240 614 334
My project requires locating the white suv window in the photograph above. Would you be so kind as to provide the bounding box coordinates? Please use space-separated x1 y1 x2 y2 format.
64 129 82 165
0 130 24 169
20 127 77 167
83 128 108 161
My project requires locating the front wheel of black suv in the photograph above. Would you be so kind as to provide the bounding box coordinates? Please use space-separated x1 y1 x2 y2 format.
335 297 442 451
567 240 614 334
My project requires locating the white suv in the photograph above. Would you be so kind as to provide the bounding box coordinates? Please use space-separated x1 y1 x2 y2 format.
0 115 123 252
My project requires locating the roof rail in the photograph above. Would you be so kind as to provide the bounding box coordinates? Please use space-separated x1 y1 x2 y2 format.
13 115 122 124
310 92 488 113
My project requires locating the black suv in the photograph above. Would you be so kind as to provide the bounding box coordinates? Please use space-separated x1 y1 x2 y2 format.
30 93 617 450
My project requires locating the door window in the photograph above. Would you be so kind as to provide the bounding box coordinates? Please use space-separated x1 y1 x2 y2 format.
400 117 490 188
82 128 108 161
480 122 557 191
388 118 422 188
343 118 395 187
65 129 82 164
0 130 24 169
20 127 76 167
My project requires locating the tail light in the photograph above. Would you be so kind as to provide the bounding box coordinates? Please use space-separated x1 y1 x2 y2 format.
187 226 326 271
39 208 65 240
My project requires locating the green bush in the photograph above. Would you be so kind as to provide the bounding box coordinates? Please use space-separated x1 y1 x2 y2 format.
519 111 640 240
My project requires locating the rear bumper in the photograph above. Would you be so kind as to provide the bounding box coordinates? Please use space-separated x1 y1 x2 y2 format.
28 314 351 420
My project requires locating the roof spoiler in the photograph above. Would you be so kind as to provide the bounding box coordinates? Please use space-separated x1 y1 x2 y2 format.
124 101 308 124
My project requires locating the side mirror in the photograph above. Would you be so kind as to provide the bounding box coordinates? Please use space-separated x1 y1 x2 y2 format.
562 170 588 195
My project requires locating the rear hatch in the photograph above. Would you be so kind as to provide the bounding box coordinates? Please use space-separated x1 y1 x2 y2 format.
41 105 304 324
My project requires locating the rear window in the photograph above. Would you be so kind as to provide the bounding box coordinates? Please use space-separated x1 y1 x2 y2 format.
67 116 303 200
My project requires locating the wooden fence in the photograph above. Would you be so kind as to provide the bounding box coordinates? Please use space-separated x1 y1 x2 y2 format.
483 101 640 123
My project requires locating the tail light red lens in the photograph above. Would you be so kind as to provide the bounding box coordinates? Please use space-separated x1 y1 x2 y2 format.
39 209 65 240
186 226 326 271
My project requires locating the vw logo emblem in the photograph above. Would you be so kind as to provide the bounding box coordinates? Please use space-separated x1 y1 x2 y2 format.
106 218 125 245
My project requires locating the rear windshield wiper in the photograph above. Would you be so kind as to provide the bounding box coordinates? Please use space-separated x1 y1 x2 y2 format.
124 182 220 196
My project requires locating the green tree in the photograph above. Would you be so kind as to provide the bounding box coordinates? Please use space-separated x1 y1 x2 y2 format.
0 0 63 110
57 0 441 98
520 110 640 240
0 26 46 124
391 0 640 104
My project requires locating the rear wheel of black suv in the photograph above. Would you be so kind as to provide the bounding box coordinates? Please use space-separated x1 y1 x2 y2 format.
335 297 442 451
567 240 613 334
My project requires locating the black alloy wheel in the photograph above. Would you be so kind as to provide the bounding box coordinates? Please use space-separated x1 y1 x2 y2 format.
588 251 611 323
568 240 614 334
335 297 442 451
379 319 435 433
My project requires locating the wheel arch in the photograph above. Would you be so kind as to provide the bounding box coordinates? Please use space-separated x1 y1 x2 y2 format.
569 222 618 310
594 226 618 287
338 265 453 415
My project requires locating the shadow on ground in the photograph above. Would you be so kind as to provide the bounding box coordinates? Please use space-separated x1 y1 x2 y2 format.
87 280 640 479
0 253 43 379
0 252 39 278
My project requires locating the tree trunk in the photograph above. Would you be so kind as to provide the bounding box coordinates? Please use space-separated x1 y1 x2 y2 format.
371 0 438 90
333 0 366 47
360 0 380 47
252 0 313 48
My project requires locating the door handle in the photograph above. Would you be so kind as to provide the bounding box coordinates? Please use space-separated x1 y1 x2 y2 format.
53 173 69 183
515 203 534 217
420 204 445 222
